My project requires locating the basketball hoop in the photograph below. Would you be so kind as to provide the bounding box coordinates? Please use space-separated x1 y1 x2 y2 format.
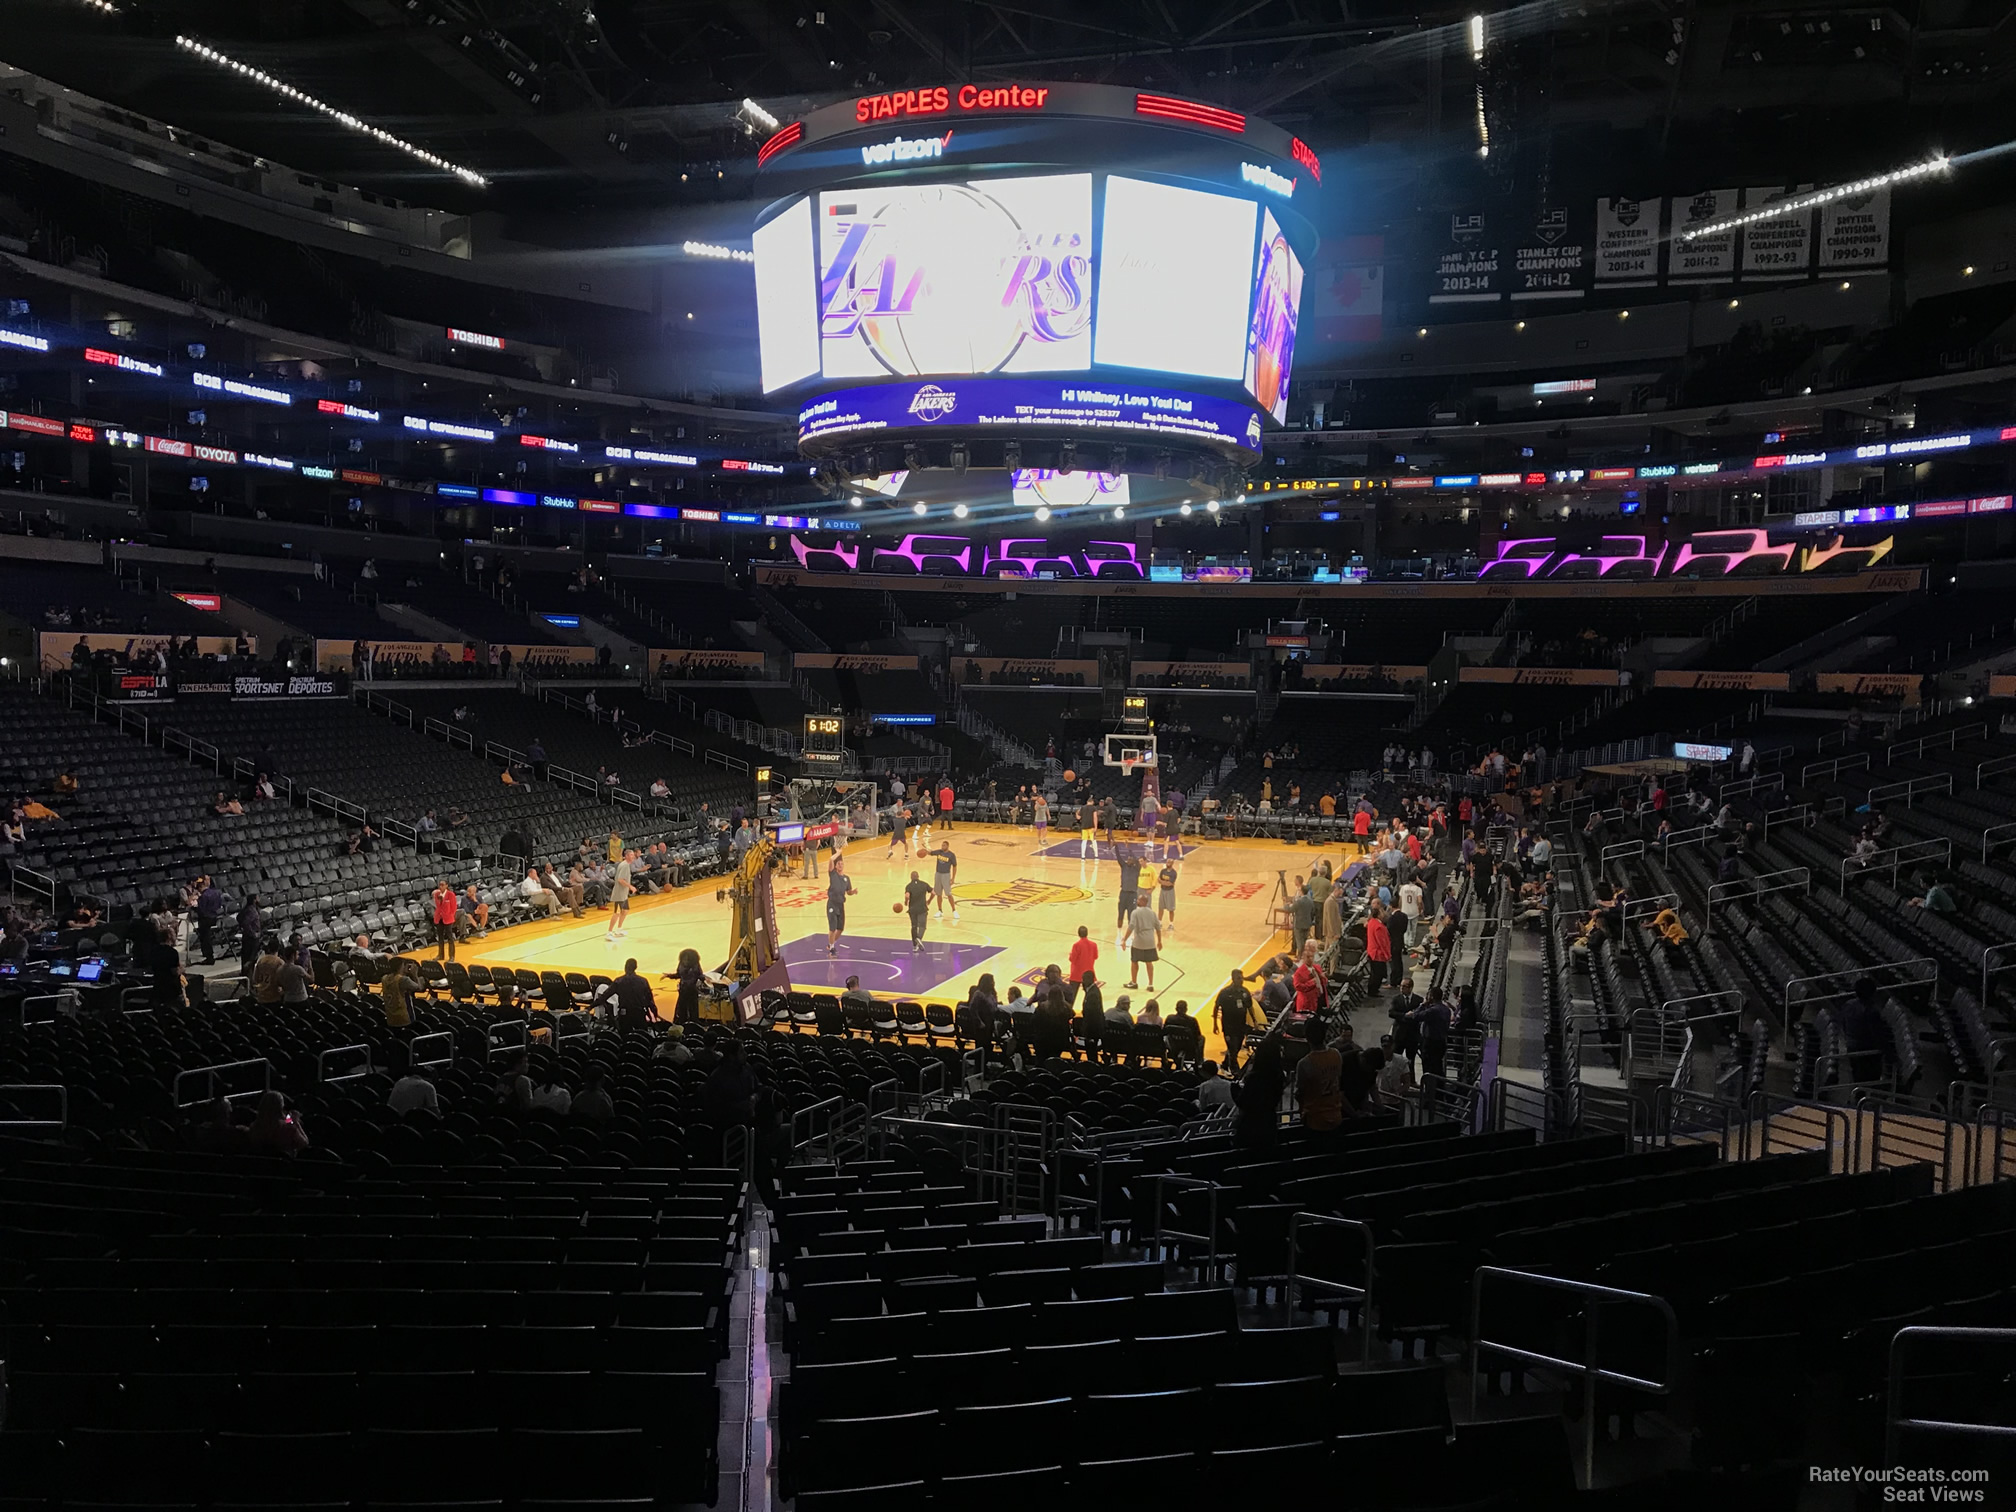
1121 758 1137 782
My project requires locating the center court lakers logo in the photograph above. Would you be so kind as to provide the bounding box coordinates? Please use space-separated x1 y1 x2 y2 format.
957 878 1091 911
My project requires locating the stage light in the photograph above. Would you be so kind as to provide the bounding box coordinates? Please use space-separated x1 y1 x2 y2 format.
176 36 489 186
1112 507 1125 520
953 503 969 519
1679 153 1949 241
1207 500 1221 513
741 98 780 132
1470 14 1485 56
912 502 927 515
1035 506 1050 521
1180 503 1193 515
848 496 862 507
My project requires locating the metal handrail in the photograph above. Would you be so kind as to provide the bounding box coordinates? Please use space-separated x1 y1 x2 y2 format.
1866 772 1952 809
0 1083 67 1135
172 1057 274 1108
1718 772 1785 801
791 1095 846 1163
1150 1173 1223 1275
1706 866 1811 934
1975 751 2016 789
1840 838 1952 895
410 1031 454 1068
315 1044 374 1083
1469 1266 1680 1488
1801 752 1871 785
1287 1212 1376 1365
1885 1327 2016 1467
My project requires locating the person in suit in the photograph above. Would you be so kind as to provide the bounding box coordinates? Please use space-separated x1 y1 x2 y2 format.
1076 972 1105 1062
1388 977 1424 1072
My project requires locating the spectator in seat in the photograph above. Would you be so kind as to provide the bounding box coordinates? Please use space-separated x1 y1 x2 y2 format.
650 777 671 802
1032 982 1073 1059
1196 1059 1232 1111
1165 999 1202 1062
248 1091 309 1157
387 1044 440 1115
1907 878 1958 913
703 1040 759 1127
277 945 310 1005
562 862 587 919
458 884 489 940
522 866 561 916
528 1065 572 1115
573 1073 614 1124
213 790 243 817
1650 907 1689 952
1234 1038 1286 1147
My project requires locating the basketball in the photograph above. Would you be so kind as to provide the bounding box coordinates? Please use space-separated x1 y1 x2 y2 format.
1063 769 1076 783
892 902 904 914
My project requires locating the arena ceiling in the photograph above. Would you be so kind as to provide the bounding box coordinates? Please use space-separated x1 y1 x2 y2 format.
2 0 2011 215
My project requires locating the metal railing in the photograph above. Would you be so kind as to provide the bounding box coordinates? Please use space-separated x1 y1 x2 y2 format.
1855 1089 1971 1192
1150 1174 1224 1275
172 1057 274 1108
410 1031 454 1068
316 1044 374 1084
1885 1327 2016 1469
1469 1267 1679 1487
1652 1086 1748 1160
1718 772 1785 801
1705 867 1811 936
1975 750 2016 789
1886 722 1988 765
1749 1092 1854 1172
1866 772 1952 809
1840 838 1952 894
791 1095 847 1164
1801 752 1871 785
0 1083 67 1135
1286 1212 1376 1365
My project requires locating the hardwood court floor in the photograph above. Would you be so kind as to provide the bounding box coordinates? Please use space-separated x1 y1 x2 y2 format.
444 823 1358 1057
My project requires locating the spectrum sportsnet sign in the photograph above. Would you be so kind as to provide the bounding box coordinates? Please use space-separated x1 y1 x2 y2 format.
233 674 342 700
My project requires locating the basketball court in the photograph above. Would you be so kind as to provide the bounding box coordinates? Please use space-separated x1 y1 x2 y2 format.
444 822 1350 1058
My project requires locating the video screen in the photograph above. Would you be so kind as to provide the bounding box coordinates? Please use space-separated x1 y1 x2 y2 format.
1244 208 1303 423
817 175 1094 379
1010 469 1131 511
1094 176 1257 381
754 197 819 393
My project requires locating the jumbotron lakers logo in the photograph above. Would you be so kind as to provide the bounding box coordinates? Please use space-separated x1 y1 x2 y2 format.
820 183 1091 376
957 879 1092 911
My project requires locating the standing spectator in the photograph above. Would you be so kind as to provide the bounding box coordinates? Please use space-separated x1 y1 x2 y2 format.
937 776 955 831
236 894 263 978
612 958 656 1032
194 875 225 964
380 958 418 1029
1409 986 1453 1079
251 937 285 1004
673 948 704 1025
1362 904 1393 995
1213 968 1255 1071
1288 877 1316 955
430 880 458 960
1296 1032 1345 1132
1068 925 1098 1002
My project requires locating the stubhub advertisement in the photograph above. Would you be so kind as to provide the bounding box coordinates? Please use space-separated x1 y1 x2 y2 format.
798 379 1264 456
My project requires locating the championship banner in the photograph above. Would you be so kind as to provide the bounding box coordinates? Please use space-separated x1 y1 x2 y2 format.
42 632 248 673
1667 190 1740 284
1594 197 1661 288
1816 672 1920 703
651 648 768 675
1652 670 1792 692
1819 188 1890 272
1460 666 1622 686
1299 664 1428 683
794 653 921 672
1309 252 1383 344
955 657 1100 683
1429 209 1502 305
1740 186 1815 282
1509 204 1589 302
1131 661 1251 683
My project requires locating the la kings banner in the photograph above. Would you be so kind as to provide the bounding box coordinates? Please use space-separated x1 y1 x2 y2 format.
1594 198 1660 288
1429 210 1502 304
1740 185 1815 282
1510 205 1589 301
1667 190 1740 284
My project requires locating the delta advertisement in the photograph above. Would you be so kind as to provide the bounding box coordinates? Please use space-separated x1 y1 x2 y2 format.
41 632 249 673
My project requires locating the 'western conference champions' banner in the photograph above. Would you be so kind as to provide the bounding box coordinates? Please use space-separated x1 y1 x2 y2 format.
1594 198 1661 288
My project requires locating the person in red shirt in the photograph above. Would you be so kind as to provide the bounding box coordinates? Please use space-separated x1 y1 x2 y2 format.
937 779 955 832
1067 924 1099 1005
1292 940 1329 1019
1457 796 1474 826
1362 904 1392 994
1405 830 1422 864
1352 807 1372 854
430 880 459 961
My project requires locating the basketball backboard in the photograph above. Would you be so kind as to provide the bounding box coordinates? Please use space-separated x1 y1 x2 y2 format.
1102 731 1159 768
